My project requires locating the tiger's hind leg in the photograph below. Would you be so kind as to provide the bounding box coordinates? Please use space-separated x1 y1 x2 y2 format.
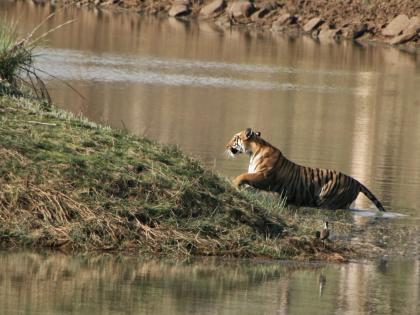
317 175 359 210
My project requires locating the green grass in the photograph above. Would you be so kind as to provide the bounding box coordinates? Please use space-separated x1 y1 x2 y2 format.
0 95 359 261
0 15 73 102
0 21 32 96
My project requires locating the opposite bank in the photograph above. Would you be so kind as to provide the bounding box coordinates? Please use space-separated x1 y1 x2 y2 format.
50 0 420 49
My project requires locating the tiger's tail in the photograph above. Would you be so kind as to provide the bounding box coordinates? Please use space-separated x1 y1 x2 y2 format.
359 182 386 212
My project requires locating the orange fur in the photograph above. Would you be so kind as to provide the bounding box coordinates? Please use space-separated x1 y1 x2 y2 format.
226 128 385 211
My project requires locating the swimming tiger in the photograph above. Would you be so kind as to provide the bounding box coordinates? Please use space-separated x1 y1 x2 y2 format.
226 128 386 211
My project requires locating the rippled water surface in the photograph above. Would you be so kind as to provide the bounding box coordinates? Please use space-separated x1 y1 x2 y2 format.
0 252 419 315
0 1 419 314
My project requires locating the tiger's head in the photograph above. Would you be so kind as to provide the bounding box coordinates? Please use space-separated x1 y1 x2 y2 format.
225 128 261 157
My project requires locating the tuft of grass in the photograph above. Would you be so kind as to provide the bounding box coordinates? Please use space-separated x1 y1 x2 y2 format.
0 22 32 86
0 20 48 100
0 95 359 261
0 14 73 102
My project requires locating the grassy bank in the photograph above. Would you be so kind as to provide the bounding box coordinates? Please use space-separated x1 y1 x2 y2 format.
0 17 358 261
0 95 358 261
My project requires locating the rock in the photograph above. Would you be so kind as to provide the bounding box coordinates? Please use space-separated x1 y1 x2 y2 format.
250 9 268 22
390 17 420 45
352 23 368 39
228 1 255 19
271 14 297 31
390 32 417 45
215 15 232 28
382 14 410 36
318 28 341 41
169 1 191 17
303 17 324 33
261 1 278 11
250 1 277 21
200 0 226 17
405 16 420 34
275 13 296 25
341 23 370 40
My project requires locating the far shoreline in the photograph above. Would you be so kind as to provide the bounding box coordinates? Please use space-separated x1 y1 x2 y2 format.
45 0 420 53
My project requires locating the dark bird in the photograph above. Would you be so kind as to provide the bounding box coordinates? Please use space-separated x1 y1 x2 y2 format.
316 221 330 243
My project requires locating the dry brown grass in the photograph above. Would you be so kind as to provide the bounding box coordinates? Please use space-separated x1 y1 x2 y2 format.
0 95 359 261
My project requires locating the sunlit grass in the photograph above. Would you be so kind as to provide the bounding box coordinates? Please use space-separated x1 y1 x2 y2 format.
0 21 33 95
0 14 73 102
0 95 359 261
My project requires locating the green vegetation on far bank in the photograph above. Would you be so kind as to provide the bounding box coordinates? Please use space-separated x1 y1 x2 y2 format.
0 95 358 261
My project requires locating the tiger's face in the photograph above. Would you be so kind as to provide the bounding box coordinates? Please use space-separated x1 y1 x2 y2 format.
225 128 261 157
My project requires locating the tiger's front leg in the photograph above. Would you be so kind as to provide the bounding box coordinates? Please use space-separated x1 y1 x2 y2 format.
233 172 266 188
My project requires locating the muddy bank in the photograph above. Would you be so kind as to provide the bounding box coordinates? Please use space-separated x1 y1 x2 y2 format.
47 0 420 49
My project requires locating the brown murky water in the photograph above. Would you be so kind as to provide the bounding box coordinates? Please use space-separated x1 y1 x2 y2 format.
0 2 419 314
0 252 419 315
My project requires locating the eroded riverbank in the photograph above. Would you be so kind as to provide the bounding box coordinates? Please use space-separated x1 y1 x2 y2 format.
50 0 420 49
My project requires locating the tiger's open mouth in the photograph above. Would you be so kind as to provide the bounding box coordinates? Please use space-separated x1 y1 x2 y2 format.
230 148 239 155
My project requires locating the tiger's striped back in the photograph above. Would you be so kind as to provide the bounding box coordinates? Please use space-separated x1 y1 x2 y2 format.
227 129 386 212
270 154 385 211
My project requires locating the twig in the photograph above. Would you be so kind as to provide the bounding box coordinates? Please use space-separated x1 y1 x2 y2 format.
22 12 56 45
27 121 57 126
29 19 76 46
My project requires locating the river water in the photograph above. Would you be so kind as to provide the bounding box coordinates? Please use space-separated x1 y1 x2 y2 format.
0 1 419 314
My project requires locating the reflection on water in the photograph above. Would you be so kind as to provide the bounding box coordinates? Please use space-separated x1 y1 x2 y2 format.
0 2 419 312
0 251 418 315
1 0 418 256
36 47 370 95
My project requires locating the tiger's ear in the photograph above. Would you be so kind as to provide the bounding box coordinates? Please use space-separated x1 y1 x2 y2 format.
245 128 253 139
255 131 261 137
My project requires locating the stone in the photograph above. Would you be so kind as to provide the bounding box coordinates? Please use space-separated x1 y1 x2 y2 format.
250 1 278 21
390 17 420 45
215 15 232 28
271 14 297 31
200 0 226 17
340 23 369 40
318 28 340 41
390 32 417 45
169 3 190 17
382 14 410 36
351 23 368 39
260 1 278 12
275 14 293 26
303 17 324 33
250 9 267 22
228 1 255 19
405 16 420 34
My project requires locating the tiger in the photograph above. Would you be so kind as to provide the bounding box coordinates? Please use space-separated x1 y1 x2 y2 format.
225 128 386 211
